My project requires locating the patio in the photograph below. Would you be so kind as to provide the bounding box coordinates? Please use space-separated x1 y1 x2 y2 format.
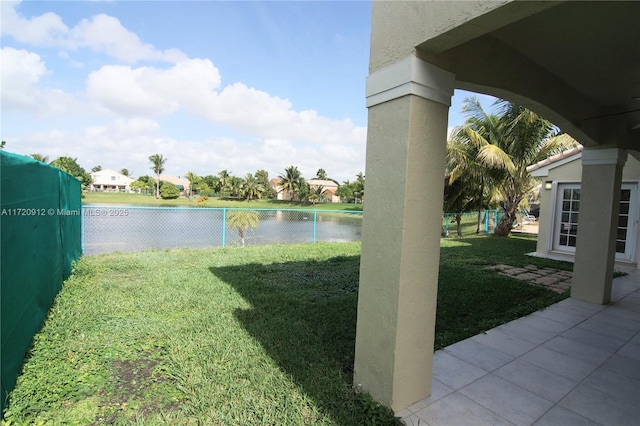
399 268 640 425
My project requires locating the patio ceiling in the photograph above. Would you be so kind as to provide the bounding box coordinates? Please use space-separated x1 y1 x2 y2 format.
416 1 640 153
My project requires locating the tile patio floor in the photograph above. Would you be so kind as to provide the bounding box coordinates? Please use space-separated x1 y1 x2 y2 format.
400 267 640 426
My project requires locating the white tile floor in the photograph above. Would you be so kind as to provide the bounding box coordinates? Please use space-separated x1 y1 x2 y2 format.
400 268 640 426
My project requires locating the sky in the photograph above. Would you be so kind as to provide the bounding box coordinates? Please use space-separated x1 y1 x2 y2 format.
1 0 497 183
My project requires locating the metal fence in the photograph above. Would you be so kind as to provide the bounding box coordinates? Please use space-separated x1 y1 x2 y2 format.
442 210 504 236
81 206 363 255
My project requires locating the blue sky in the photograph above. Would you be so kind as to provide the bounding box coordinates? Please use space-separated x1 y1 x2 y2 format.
1 0 496 183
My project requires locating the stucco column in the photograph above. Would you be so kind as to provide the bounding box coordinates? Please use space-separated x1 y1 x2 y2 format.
572 148 627 304
353 56 454 412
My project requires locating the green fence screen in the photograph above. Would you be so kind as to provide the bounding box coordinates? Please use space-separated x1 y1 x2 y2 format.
1 151 82 414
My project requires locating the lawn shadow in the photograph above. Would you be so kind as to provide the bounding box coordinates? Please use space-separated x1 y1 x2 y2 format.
208 255 397 424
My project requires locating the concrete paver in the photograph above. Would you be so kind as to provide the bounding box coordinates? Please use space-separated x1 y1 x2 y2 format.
400 268 640 426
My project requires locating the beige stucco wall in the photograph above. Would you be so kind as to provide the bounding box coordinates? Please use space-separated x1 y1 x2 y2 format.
535 154 640 266
369 1 513 72
354 92 448 411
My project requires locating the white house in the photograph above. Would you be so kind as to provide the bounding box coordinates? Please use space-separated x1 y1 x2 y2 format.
90 169 134 192
528 146 640 266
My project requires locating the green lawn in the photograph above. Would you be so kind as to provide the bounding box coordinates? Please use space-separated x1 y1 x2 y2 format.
83 192 363 211
4 236 569 424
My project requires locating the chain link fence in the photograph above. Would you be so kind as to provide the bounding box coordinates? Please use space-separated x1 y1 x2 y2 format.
82 206 363 255
442 210 503 236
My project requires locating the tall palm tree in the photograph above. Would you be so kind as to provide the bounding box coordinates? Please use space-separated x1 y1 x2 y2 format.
30 153 49 163
148 154 167 199
447 100 504 233
451 98 578 236
492 101 578 235
185 171 198 198
278 165 301 201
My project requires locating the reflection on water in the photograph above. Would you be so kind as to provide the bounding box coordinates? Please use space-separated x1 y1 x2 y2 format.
82 206 362 255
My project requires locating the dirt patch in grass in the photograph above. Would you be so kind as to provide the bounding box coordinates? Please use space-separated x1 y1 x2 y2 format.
94 353 181 424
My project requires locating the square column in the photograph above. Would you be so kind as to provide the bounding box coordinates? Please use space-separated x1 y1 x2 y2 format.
353 56 454 412
572 148 627 304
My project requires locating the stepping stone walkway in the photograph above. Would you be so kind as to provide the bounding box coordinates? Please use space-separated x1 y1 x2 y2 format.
485 264 572 293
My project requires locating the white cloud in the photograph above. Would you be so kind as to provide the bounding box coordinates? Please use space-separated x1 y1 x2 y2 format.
85 59 366 152
1 47 78 114
2 2 367 182
86 59 221 116
0 46 76 113
1 1 68 46
1 1 185 63
68 14 187 63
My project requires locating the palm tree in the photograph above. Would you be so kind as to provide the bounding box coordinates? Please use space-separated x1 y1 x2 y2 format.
278 165 301 201
185 171 198 198
241 173 264 201
315 168 328 180
308 185 324 205
226 210 259 247
229 176 243 198
447 100 504 233
452 98 578 236
91 165 102 172
30 153 49 163
148 154 167 199
217 170 231 196
120 168 133 177
492 101 579 235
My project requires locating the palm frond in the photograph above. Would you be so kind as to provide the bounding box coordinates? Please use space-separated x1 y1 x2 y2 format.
477 144 515 172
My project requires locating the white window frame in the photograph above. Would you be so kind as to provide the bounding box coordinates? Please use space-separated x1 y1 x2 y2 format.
550 182 638 262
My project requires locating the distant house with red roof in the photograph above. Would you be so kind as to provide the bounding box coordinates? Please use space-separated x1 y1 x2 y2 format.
270 178 341 202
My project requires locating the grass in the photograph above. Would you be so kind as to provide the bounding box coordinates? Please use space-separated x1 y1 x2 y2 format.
4 236 570 424
83 192 363 211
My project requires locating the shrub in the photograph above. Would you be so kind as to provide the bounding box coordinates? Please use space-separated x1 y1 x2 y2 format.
160 182 179 199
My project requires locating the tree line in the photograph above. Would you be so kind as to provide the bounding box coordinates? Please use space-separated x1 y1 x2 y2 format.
23 152 365 204
141 155 366 204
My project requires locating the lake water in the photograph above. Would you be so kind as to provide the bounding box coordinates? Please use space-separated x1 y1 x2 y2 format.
82 206 363 255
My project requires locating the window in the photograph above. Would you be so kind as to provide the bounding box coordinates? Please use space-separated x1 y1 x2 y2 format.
617 189 631 254
555 185 580 251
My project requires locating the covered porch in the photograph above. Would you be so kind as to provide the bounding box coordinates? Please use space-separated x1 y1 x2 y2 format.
399 268 639 425
354 0 640 417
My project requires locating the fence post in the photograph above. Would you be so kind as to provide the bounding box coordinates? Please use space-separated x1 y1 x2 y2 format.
312 210 318 243
444 213 449 235
484 210 488 234
221 208 227 248
81 206 85 253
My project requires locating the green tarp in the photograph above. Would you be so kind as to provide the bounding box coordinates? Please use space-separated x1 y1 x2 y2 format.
1 151 82 414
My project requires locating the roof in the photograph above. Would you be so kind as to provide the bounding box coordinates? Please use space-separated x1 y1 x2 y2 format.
526 145 584 177
91 169 134 185
307 179 338 188
159 174 190 187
